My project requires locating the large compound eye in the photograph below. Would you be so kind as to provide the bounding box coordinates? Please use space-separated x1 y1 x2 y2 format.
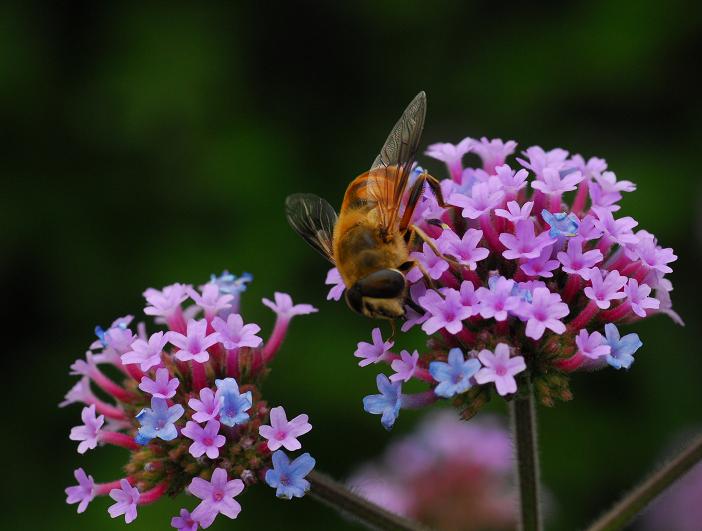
356 268 406 299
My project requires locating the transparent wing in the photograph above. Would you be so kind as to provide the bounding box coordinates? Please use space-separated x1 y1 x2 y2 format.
285 193 337 263
368 91 427 232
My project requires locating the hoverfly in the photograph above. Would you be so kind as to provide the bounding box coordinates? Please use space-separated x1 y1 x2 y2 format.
285 92 451 320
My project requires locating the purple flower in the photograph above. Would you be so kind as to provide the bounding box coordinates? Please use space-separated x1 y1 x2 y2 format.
265 451 316 499
135 397 184 444
603 323 642 369
138 368 179 398
429 348 481 398
449 182 504 219
407 242 449 282
171 508 199 531
475 344 526 396
59 376 94 408
262 292 318 319
390 350 420 383
143 283 189 319
419 288 473 334
589 182 622 212
557 239 603 279
472 138 517 172
584 268 628 309
476 276 519 321
541 210 580 238
630 232 677 274
593 209 639 246
108 479 139 524
499 219 555 260
624 279 660 317
495 200 533 223
182 420 226 459
354 327 394 367
595 170 635 193
575 329 610 360
531 167 583 195
168 319 218 363
65 468 95 513
121 331 167 371
215 377 252 427
578 214 604 241
325 267 345 301
188 283 234 319
188 387 221 423
363 374 402 430
520 247 560 278
190 468 244 527
524 287 569 339
494 164 527 194
436 228 489 270
518 146 570 176
259 406 312 451
101 325 136 355
425 138 473 180
69 404 104 454
211 314 262 350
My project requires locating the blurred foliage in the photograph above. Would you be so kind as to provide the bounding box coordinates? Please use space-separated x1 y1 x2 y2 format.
2 1 701 530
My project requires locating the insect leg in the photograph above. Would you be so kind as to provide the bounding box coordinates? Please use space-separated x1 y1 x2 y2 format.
408 223 464 269
399 171 449 233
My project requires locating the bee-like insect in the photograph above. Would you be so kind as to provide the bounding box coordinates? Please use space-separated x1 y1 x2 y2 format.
285 92 450 320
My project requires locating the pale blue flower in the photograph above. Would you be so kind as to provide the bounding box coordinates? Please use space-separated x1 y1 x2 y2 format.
215 378 252 427
135 397 184 445
603 323 642 369
429 348 481 398
363 374 402 430
265 451 316 499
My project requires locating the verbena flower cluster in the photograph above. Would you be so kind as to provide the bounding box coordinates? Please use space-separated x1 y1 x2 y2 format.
325 137 680 428
348 411 518 530
63 272 317 528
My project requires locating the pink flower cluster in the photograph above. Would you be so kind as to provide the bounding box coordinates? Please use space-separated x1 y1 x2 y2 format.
62 272 317 528
325 137 679 422
348 411 519 530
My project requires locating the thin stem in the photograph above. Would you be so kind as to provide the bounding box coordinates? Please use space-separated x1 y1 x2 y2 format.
586 433 702 531
307 470 431 531
510 376 542 531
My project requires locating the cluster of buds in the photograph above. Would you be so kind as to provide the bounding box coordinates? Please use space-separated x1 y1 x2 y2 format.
348 411 518 530
62 272 317 528
325 137 680 427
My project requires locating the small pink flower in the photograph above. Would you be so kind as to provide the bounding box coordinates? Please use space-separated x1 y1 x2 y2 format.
171 508 199 531
575 329 610 360
390 350 420 382
624 279 660 317
449 182 504 219
499 220 555 260
259 406 312 451
143 283 189 318
182 420 226 459
495 201 534 223
190 468 244 528
211 314 262 350
69 404 104 454
188 283 234 319
262 292 318 319
475 344 526 396
65 468 95 513
121 331 168 371
407 242 449 283
188 387 221 423
436 228 489 270
524 288 569 340
354 328 393 367
557 238 603 279
584 268 628 309
138 368 179 399
108 479 140 524
419 288 473 334
168 319 218 363
472 138 517 172
531 167 583 195
325 268 345 301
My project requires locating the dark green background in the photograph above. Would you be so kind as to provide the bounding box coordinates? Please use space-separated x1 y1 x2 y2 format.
3 2 701 530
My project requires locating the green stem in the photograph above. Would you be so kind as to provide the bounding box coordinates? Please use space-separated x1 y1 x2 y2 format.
307 470 431 531
510 376 542 531
586 433 702 531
